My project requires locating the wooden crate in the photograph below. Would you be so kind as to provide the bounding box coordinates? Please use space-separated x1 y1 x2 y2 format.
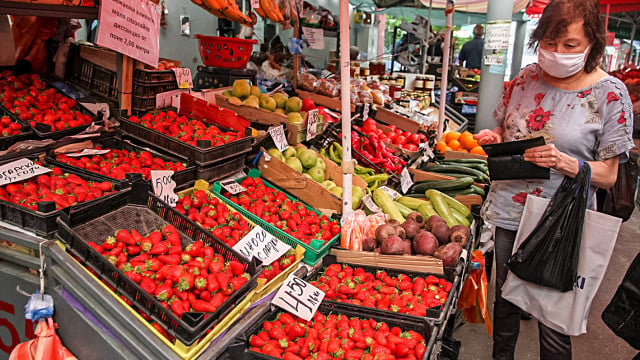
330 248 444 275
296 89 356 113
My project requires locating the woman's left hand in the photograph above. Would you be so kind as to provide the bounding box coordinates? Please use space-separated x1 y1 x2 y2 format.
523 144 565 169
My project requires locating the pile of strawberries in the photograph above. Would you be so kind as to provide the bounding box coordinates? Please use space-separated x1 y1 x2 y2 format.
249 312 428 360
0 115 24 137
0 167 113 210
310 264 452 317
56 147 187 180
0 71 93 132
221 177 341 245
128 111 244 148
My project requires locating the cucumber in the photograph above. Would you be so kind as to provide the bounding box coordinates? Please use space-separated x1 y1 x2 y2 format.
417 203 438 220
393 201 413 218
424 164 490 182
396 196 430 210
444 188 477 196
425 189 458 227
373 188 404 222
439 158 488 165
438 161 488 173
471 184 485 196
409 177 475 194
451 209 471 227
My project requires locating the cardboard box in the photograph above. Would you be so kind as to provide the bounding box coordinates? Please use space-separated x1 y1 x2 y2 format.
296 90 356 113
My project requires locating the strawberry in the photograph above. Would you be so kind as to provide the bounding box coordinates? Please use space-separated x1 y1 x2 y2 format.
115 229 135 245
140 276 156 294
227 260 245 276
157 254 181 265
154 280 173 301
103 236 116 250
149 242 169 255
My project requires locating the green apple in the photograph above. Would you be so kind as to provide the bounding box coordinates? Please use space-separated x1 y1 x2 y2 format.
329 186 343 197
322 180 336 189
285 97 303 113
282 147 297 159
315 158 326 171
285 157 303 172
298 149 318 169
273 93 288 108
250 85 261 97
307 166 325 183
231 80 251 99
267 148 284 161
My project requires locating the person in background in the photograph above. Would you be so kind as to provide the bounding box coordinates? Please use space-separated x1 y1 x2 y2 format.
458 24 484 70
473 0 635 358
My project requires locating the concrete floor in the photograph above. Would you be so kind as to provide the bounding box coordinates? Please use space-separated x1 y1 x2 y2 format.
454 208 640 360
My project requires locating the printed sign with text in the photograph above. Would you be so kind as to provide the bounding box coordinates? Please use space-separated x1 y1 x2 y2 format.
0 159 51 187
301 27 325 50
172 68 193 89
272 274 325 321
220 179 246 195
400 167 414 194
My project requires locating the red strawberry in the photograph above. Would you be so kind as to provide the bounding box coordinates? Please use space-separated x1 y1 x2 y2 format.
154 280 173 301
227 260 245 276
115 229 135 245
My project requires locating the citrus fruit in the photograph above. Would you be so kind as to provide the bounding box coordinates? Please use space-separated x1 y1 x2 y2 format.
435 140 448 153
444 131 461 143
448 140 461 151
470 146 486 155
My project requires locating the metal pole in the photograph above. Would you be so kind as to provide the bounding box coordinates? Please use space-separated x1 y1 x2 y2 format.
340 0 352 215
510 13 528 80
422 0 434 74
437 0 454 140
625 22 636 65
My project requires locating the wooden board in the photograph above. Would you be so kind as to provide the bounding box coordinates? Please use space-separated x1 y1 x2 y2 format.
79 44 118 72
444 150 487 160
330 248 444 275
373 107 422 133
296 89 356 113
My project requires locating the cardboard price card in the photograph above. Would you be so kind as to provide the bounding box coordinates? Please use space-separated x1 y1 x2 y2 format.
272 274 325 321
0 159 51 186
220 179 246 195
150 170 178 207
400 167 414 194
269 125 289 152
232 226 291 266
172 68 193 89
66 149 111 157
79 102 110 121
306 109 319 141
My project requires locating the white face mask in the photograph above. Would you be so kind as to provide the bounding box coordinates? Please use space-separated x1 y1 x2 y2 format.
538 46 590 78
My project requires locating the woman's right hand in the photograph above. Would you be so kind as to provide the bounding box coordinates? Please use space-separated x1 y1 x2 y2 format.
473 129 503 145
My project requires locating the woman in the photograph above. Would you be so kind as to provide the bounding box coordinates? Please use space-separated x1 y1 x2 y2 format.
474 0 635 358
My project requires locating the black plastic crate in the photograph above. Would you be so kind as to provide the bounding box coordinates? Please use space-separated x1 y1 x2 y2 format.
0 108 33 151
133 80 178 98
65 43 118 101
55 184 261 346
45 134 197 189
119 116 253 167
193 66 257 91
305 254 460 326
196 150 248 183
134 68 176 83
229 301 438 360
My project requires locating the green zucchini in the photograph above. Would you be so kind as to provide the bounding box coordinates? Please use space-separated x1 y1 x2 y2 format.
417 203 438 219
396 196 430 210
425 189 458 227
393 201 413 218
424 164 490 182
451 209 471 227
437 191 472 219
373 188 404 222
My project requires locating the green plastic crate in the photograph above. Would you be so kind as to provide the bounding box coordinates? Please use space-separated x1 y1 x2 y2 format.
211 169 339 265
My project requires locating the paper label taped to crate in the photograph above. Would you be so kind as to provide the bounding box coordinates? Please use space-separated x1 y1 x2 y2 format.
362 103 370 119
66 149 111 157
273 274 325 321
151 170 178 207
79 102 110 121
306 109 319 141
233 225 291 266
269 125 289 152
172 68 193 89
0 159 51 186
379 186 400 200
400 167 413 194
363 194 381 213
220 179 246 194
301 27 324 50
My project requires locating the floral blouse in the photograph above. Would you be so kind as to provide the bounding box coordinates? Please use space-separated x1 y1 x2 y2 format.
481 64 635 231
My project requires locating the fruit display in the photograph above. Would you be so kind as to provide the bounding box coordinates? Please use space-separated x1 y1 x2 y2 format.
0 166 114 210
309 263 453 314
0 115 25 137
146 60 179 71
247 311 430 359
417 158 490 184
220 176 341 245
321 142 391 193
351 128 407 174
189 0 253 25
55 148 187 181
127 110 244 147
435 131 487 155
360 118 427 152
298 72 390 106
0 71 93 133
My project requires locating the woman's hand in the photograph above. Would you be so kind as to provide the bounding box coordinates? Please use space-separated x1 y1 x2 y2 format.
523 144 566 169
473 128 503 145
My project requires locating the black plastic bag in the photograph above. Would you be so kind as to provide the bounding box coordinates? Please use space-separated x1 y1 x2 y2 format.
603 158 638 222
507 163 591 292
602 251 640 350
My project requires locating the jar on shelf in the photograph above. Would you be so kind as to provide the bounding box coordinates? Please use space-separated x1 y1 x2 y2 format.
413 76 425 91
396 74 406 88
390 82 403 100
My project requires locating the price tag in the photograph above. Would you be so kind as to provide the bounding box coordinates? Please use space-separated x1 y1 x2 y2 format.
269 125 289 152
172 68 193 89
400 167 414 194
66 149 111 157
362 194 381 213
233 226 291 266
301 26 325 50
362 103 370 119
79 102 110 121
379 186 400 200
151 170 178 207
306 109 319 141
220 179 246 195
272 274 325 321
0 159 51 186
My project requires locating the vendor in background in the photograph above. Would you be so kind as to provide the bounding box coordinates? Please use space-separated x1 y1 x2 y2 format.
473 0 634 358
458 24 484 70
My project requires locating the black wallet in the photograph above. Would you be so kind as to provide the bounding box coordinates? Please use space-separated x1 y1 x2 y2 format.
481 137 550 181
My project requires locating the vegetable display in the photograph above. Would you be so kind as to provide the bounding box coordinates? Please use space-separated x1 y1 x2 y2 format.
418 158 490 184
321 142 391 193
351 127 407 174
360 118 426 152
435 131 486 155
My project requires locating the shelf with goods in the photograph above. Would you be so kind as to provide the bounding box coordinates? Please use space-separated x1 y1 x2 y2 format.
0 1 98 18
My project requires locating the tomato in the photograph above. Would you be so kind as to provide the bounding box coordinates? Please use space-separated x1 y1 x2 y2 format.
408 133 421 145
362 124 377 134
402 131 411 138
394 128 403 135
379 135 391 144
387 133 397 142
403 143 418 151
394 135 407 146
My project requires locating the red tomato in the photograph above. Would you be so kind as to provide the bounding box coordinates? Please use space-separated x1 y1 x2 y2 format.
394 128 403 135
379 135 390 143
402 131 411 138
408 133 421 145
362 124 376 134
387 133 397 142
388 124 397 132
403 143 418 151
394 135 407 146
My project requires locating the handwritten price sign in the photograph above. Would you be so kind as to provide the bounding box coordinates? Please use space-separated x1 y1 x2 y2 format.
172 68 193 89
232 226 291 266
400 167 414 194
151 170 178 207
269 125 289 152
220 179 246 195
0 159 51 187
306 109 318 141
272 274 325 321
66 149 111 157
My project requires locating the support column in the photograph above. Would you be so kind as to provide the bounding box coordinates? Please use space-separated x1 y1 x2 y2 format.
510 13 528 80
475 0 513 131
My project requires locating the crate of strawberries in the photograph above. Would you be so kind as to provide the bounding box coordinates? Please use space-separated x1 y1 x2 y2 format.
212 169 341 266
55 184 261 346
0 109 32 151
120 110 253 167
0 71 97 139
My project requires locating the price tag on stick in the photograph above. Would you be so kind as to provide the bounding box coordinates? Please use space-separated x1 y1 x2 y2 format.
272 274 325 321
151 170 178 207
233 226 291 266
400 167 414 194
362 103 370 119
172 68 193 89
220 179 246 195
0 159 51 186
269 125 289 152
306 109 319 141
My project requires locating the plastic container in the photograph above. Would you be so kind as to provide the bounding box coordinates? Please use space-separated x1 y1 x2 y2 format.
194 35 258 69
211 169 339 265
133 68 176 83
55 184 261 346
195 150 249 183
193 66 257 90
65 43 118 101
118 116 253 167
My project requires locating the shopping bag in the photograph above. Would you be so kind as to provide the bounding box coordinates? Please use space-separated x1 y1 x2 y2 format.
501 195 622 336
9 317 77 360
506 163 591 292
457 249 493 337
603 158 638 222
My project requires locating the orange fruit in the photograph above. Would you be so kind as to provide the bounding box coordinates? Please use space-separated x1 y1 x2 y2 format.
444 131 461 143
448 140 461 151
435 140 448 153
459 132 477 149
470 146 487 155
458 148 469 153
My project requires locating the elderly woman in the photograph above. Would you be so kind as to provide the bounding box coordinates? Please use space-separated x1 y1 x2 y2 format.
474 0 635 358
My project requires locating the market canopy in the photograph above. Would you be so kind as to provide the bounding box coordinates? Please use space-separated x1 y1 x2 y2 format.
527 0 640 15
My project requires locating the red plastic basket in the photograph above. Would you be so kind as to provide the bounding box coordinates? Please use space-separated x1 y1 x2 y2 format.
194 35 258 69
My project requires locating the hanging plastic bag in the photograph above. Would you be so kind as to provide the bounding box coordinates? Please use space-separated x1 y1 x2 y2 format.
602 157 638 222
9 318 77 360
457 250 492 337
506 162 591 292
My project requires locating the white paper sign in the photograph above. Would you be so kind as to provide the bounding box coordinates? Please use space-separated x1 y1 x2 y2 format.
156 89 185 109
66 149 111 157
250 0 259 8
379 185 400 200
272 274 325 321
484 21 511 50
306 109 319 141
362 194 382 213
301 27 325 50
233 226 291 266
269 125 289 152
400 167 414 194
79 102 110 121
172 68 193 89
150 170 178 207
220 179 246 195
362 103 370 119
0 159 52 186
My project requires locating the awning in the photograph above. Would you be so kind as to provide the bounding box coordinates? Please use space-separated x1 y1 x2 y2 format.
351 0 528 16
526 0 640 16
